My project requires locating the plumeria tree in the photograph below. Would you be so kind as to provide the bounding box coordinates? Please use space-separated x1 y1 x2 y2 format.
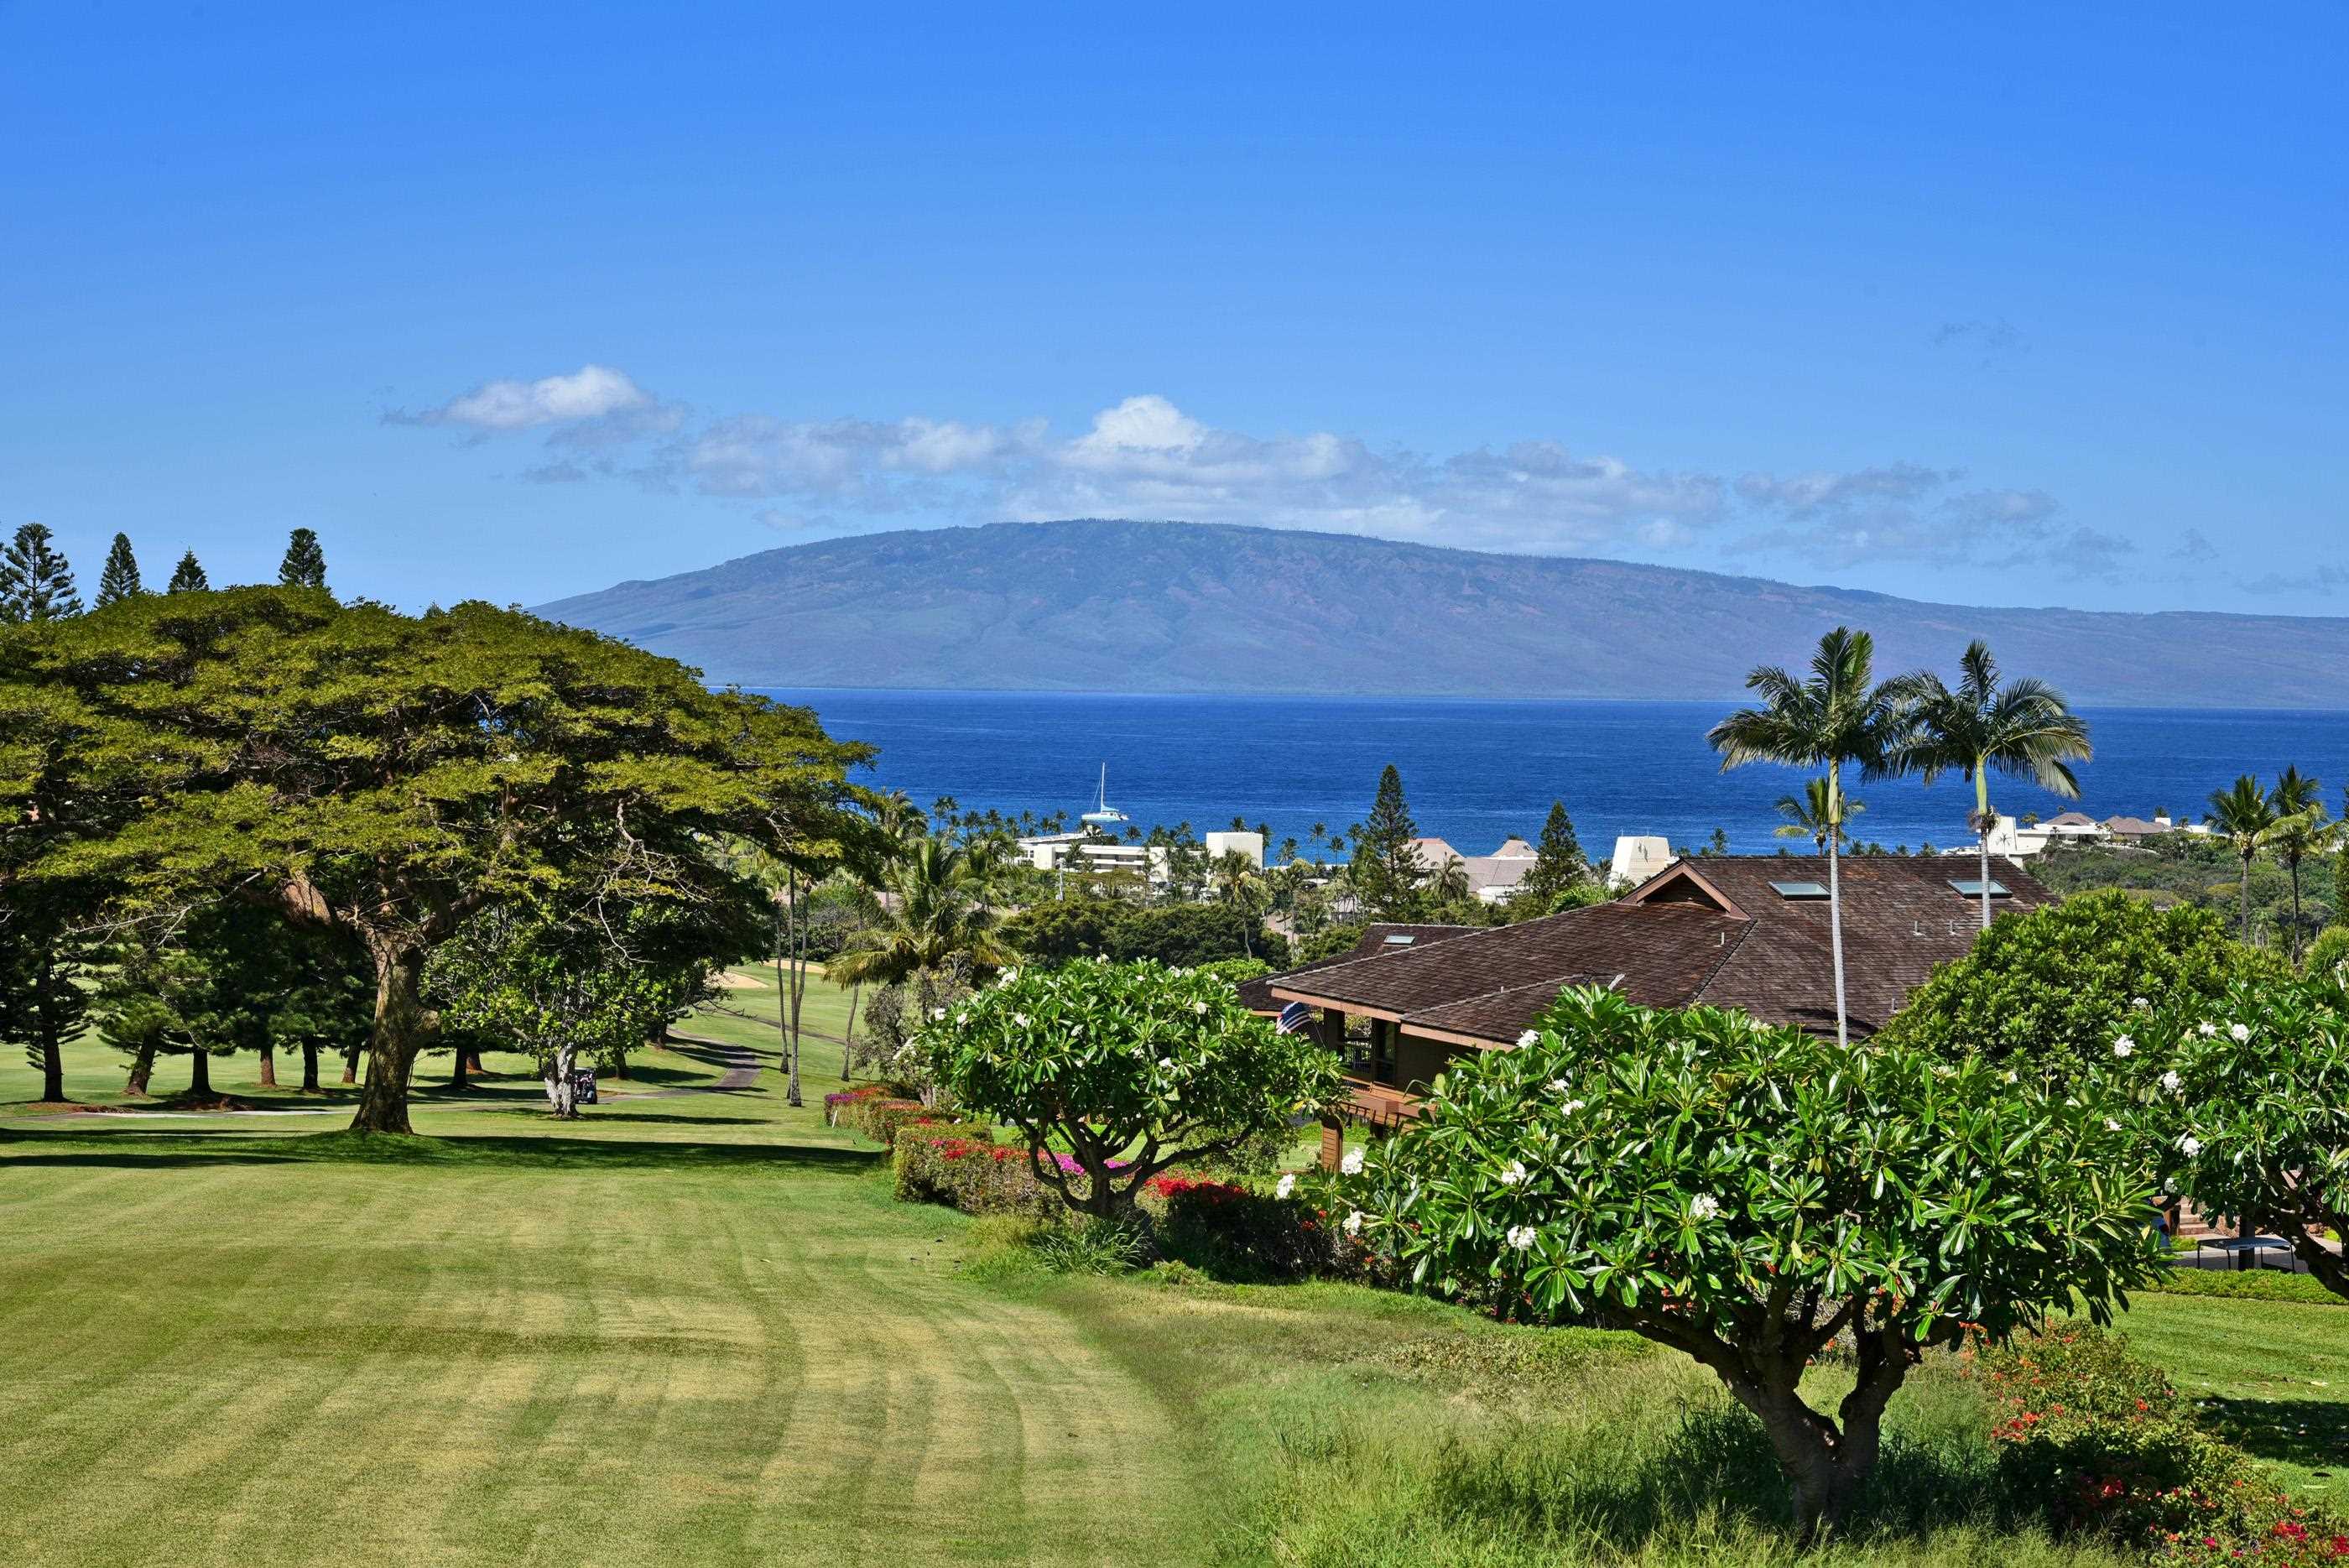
2132 972 2349 1299
1348 986 2164 1543
920 957 1343 1221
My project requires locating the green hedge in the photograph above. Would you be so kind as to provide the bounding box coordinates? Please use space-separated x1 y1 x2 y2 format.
2148 1268 2347 1307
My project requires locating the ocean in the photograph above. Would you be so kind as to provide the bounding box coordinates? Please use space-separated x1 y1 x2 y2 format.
757 690 2349 859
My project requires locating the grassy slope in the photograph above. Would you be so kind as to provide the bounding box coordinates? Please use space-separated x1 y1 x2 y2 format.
5 965 2345 1565
0 976 1194 1568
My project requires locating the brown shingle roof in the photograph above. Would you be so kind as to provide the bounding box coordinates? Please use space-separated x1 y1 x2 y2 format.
1258 855 2055 1044
1235 922 1477 1013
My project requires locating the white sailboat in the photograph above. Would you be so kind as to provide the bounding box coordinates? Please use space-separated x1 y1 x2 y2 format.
1080 763 1130 831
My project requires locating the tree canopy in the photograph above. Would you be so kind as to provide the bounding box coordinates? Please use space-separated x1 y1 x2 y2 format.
921 957 1342 1219
1349 985 2163 1540
0 524 82 623
95 533 143 607
3 587 871 1132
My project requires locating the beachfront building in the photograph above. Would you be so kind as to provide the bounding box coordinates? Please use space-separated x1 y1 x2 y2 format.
1607 834 1675 889
1238 854 2056 1168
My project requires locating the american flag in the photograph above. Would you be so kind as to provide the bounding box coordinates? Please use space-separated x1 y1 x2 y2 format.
1276 1001 1315 1035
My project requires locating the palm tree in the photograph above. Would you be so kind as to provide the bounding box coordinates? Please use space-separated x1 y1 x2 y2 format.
1207 850 1268 956
1892 640 2091 931
2261 766 2328 960
2204 775 2277 944
828 837 1019 999
1773 778 1862 852
1709 627 1910 1045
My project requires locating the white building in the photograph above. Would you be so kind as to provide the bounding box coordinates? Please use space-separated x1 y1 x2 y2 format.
1607 835 1675 890
1409 836 1540 904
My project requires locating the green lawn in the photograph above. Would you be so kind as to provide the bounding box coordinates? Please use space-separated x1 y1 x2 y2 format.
5 970 2345 1565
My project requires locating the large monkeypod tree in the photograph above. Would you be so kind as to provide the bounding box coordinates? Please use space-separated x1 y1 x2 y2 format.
1349 987 2165 1545
8 587 868 1133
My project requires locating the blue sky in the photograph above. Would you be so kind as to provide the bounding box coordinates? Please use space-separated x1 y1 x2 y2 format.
4 3 2343 613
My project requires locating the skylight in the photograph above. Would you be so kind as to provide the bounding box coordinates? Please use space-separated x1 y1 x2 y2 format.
1948 878 2011 898
1769 881 1831 899
1382 933 1417 945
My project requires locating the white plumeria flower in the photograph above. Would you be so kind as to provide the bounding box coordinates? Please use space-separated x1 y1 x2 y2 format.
1274 1173 1296 1200
930 1007 947 1021
1340 1148 1365 1176
1505 1224 1538 1251
1546 1079 1570 1095
2111 1036 2135 1058
1012 1013 1031 1028
2229 1022 2252 1043
1190 999 1207 1015
2132 997 2149 1009
2159 1070 2183 1094
1341 1210 1363 1237
2179 1134 2202 1157
1562 1099 1586 1115
2197 1021 2219 1039
1516 1029 1540 1048
2003 1070 2018 1084
1498 1159 1529 1187
1689 1193 1722 1221
2104 1117 2122 1132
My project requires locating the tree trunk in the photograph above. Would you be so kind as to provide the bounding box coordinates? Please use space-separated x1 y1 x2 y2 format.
126 1039 156 1097
257 1045 278 1089
348 944 428 1134
786 867 805 1109
2289 857 2305 961
39 1033 64 1104
544 1041 578 1118
842 982 861 1081
341 1044 360 1085
1730 1367 1894 1547
2241 853 2254 943
189 1049 212 1098
300 1042 320 1093
1826 768 1850 1047
451 1041 467 1089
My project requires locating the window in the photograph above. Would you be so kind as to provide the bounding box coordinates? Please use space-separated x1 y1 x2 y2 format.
1768 880 1831 899
1381 933 1417 945
1948 878 2010 898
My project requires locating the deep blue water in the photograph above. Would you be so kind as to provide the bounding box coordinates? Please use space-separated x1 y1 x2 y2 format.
758 691 2349 859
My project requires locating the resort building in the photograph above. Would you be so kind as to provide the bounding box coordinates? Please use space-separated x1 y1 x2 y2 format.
1237 854 2055 1167
1408 836 1538 904
1607 835 1675 889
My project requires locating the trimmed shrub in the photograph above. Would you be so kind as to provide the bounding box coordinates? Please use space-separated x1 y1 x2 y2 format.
893 1129 1063 1222
1148 1173 1339 1280
831 1091 976 1150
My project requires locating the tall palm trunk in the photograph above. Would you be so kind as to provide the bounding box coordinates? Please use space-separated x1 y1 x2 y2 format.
2287 852 2305 961
1826 766 1850 1047
841 982 861 1081
1972 765 1994 933
785 866 804 1109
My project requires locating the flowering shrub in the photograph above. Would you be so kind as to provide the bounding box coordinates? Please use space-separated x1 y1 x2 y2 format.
893 1126 1062 1220
823 1085 887 1124
1349 985 2165 1543
2128 971 2349 1300
919 958 1341 1220
830 1091 971 1150
1972 1325 2349 1560
1149 1174 1344 1280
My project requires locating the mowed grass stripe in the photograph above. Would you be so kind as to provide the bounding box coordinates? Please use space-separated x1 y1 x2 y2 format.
2 1025 1197 1567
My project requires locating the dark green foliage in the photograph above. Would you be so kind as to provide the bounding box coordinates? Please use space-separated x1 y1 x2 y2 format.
997 899 1287 969
1875 891 2279 1078
1292 920 1368 965
1351 764 1424 919
0 524 82 622
5 587 869 1133
166 550 210 593
0 879 97 1102
2308 925 2349 977
2032 833 2341 954
277 527 328 591
94 533 143 607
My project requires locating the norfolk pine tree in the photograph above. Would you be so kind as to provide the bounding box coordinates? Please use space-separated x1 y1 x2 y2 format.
0 524 83 622
278 527 328 590
95 533 144 606
166 551 210 593
8 587 872 1133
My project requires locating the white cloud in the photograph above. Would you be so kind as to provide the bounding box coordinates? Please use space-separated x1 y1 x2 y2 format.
397 369 2099 571
391 364 654 431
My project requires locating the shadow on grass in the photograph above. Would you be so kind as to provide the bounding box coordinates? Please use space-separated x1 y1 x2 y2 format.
0 1128 884 1174
2197 1395 2349 1473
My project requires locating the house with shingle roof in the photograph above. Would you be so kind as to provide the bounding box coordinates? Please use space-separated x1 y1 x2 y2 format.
1242 854 2056 1166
